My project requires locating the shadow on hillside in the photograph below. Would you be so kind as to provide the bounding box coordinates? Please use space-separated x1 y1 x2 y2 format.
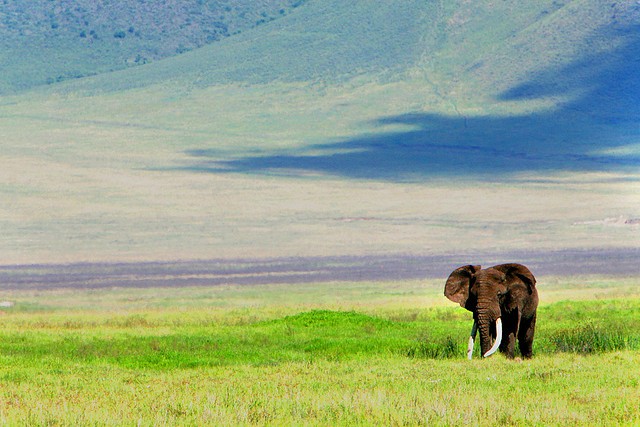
184 23 640 182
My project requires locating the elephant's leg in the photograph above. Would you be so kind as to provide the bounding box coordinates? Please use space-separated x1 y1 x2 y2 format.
518 313 537 358
500 330 516 358
499 311 518 358
500 321 517 359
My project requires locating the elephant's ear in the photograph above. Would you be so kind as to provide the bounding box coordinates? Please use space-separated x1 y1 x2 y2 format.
494 263 536 294
444 265 481 307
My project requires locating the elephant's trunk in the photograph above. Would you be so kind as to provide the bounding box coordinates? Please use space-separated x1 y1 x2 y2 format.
476 289 502 358
477 310 502 358
467 318 502 359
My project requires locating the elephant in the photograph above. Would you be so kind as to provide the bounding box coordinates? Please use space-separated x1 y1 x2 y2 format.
444 263 538 359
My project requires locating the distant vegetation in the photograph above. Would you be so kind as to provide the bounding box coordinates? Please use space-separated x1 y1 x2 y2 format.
0 0 637 264
0 0 308 93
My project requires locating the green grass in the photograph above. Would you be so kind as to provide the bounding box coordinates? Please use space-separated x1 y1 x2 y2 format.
3 351 638 426
0 278 639 425
3 303 637 371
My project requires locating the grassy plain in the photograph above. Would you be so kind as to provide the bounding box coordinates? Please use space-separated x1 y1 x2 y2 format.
2 78 639 265
0 2 637 423
0 276 639 425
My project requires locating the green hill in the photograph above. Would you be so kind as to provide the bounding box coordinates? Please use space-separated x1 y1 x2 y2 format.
0 0 306 94
41 0 588 92
0 0 638 264
42 0 638 101
51 0 639 175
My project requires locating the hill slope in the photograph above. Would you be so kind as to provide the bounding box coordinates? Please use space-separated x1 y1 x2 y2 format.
44 0 640 137
52 0 639 175
49 1 572 91
0 0 306 94
0 0 638 264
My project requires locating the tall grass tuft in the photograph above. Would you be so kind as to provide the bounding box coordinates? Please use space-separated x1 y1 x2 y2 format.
547 323 640 354
406 334 462 359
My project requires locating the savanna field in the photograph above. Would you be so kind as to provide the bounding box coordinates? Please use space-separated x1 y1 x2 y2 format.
0 275 638 425
1 1 639 425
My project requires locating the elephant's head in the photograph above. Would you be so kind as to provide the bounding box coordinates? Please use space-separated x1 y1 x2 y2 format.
444 263 537 359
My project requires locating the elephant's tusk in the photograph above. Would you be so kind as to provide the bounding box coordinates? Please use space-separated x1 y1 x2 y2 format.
467 320 478 360
483 318 502 358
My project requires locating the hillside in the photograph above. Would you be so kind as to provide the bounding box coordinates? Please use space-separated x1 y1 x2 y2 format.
44 1 574 92
42 0 640 126
0 0 306 94
0 0 638 264
46 0 640 174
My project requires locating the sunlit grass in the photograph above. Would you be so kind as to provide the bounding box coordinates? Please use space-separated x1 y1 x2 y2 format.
0 338 638 425
0 277 639 424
